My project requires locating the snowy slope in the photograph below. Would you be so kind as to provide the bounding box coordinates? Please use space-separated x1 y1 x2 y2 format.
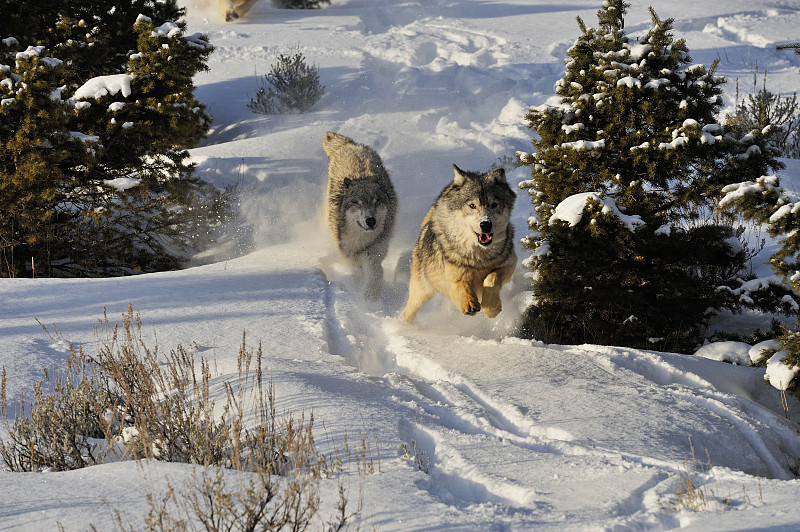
3 0 800 530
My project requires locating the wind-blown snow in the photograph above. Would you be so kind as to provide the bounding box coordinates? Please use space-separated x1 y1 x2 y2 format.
2 0 800 530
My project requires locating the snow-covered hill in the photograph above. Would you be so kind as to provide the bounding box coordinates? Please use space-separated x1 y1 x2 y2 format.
3 0 800 529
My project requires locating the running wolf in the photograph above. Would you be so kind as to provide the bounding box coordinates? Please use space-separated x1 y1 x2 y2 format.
220 0 259 21
323 131 397 301
402 165 516 322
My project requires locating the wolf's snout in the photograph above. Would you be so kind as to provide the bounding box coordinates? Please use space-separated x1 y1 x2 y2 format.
476 219 494 246
366 216 376 229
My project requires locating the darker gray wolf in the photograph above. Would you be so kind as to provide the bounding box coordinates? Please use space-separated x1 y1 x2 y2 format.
402 165 516 322
323 131 397 301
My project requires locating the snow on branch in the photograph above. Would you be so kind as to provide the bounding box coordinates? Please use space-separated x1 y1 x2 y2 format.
103 177 142 191
14 46 62 68
184 33 213 51
550 192 644 231
719 175 782 208
151 22 182 39
766 350 799 391
72 74 133 100
560 139 606 151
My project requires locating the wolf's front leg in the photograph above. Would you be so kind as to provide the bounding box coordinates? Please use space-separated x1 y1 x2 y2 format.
453 281 481 316
480 271 504 318
481 272 503 318
402 269 435 322
362 260 384 301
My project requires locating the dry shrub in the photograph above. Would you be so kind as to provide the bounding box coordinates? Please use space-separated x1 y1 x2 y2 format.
1 305 370 530
0 342 114 471
657 437 757 513
248 48 324 114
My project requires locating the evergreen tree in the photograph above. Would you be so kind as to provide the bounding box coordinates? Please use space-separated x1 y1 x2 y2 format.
728 66 800 159
517 1 782 351
720 42 800 394
0 0 217 276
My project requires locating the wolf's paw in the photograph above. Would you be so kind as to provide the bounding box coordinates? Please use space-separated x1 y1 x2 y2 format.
481 289 502 318
482 305 501 318
462 299 481 316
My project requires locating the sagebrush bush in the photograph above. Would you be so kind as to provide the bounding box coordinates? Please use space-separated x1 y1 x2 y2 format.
248 49 324 114
0 342 114 471
1 305 370 529
0 306 283 469
117 458 331 532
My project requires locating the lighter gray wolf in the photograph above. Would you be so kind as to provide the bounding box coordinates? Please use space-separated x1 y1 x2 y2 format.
220 0 259 21
402 165 516 322
323 131 397 301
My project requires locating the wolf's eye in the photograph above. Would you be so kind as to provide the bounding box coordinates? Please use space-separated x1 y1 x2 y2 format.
468 203 476 209
491 202 498 209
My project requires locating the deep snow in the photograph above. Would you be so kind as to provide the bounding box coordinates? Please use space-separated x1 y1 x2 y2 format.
3 0 800 530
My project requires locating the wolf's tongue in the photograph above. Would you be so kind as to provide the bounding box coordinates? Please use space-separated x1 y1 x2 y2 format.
479 233 492 244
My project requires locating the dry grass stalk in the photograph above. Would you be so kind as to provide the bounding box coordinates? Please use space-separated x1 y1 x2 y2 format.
780 385 791 419
657 437 750 513
401 411 429 474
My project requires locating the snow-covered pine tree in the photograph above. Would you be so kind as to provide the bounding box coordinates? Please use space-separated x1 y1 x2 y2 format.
719 41 800 393
0 43 84 276
517 0 782 351
0 0 217 277
720 174 800 392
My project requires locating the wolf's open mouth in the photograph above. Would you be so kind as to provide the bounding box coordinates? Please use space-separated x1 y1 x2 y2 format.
477 232 493 246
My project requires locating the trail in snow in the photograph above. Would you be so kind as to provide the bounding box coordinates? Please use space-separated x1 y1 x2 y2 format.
316 251 800 531
318 268 669 526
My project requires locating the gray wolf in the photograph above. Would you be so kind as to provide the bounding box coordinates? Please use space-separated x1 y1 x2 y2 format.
220 0 259 21
402 165 516 322
323 131 397 301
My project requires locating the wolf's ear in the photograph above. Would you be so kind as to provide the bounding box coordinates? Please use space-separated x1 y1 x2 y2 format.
486 167 507 184
323 131 351 158
453 164 467 186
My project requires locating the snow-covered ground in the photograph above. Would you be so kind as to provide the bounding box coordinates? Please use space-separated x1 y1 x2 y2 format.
3 0 800 529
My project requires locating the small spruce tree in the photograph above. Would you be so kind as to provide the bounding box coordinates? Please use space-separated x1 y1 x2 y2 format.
517 1 782 351
720 43 800 395
1 0 218 276
728 66 800 159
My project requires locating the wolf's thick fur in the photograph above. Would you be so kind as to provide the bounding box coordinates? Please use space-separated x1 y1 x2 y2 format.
323 131 397 301
402 165 516 322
